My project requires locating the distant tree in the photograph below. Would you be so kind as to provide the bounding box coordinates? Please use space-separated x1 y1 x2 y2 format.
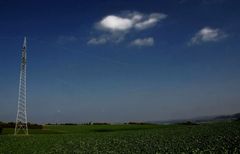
81 122 92 125
128 122 138 125
234 118 240 122
92 122 110 125
63 123 77 125
28 123 43 129
0 122 43 129
0 121 5 128
178 121 198 125
7 122 15 128
0 126 2 134
128 122 151 125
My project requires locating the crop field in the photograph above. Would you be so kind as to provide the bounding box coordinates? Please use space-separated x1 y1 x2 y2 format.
0 121 240 153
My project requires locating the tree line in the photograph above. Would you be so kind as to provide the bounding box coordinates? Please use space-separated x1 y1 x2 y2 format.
0 121 43 129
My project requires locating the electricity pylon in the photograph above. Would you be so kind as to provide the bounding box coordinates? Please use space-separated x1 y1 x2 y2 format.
14 37 28 135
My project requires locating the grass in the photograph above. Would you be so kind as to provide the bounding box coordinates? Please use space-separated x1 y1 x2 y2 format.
0 121 240 153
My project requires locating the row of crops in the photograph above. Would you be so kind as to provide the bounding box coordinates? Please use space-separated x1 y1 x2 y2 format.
0 121 240 153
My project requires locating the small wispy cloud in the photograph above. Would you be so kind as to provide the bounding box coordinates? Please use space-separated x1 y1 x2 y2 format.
88 11 167 45
134 13 167 30
87 32 126 45
88 37 107 45
130 37 154 47
189 27 227 45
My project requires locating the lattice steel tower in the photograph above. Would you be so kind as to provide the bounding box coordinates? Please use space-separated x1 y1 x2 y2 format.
15 37 28 135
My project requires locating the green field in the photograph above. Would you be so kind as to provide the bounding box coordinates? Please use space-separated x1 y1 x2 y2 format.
0 121 240 153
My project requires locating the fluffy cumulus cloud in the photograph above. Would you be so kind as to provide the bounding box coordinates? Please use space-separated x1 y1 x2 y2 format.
189 27 227 45
99 15 133 31
88 11 167 46
97 12 167 32
131 37 154 47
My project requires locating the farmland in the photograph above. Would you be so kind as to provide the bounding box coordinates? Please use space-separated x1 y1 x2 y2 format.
0 121 240 153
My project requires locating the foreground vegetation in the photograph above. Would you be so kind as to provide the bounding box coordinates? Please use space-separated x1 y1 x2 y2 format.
0 121 240 153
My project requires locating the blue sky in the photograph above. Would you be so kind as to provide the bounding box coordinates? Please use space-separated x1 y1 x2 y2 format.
0 0 240 123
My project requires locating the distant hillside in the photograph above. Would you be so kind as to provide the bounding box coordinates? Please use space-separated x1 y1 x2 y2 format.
212 113 240 121
150 113 240 124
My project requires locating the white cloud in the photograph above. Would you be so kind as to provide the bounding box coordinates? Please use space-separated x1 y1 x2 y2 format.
131 37 154 47
98 12 167 32
189 27 227 45
88 32 126 45
135 13 167 30
89 11 167 45
99 15 133 31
